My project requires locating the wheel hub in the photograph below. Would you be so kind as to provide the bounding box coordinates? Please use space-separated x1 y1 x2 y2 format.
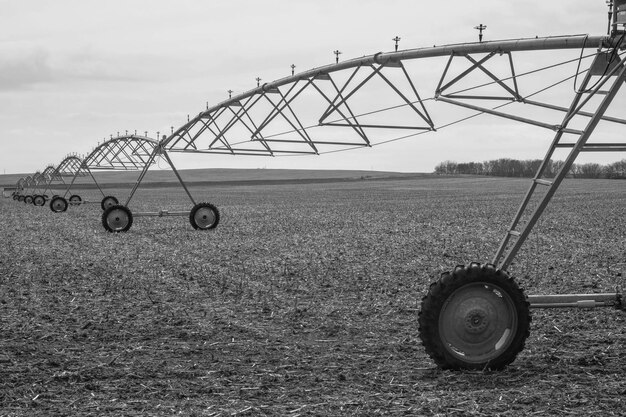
464 308 489 333
107 210 129 230
439 282 517 363
195 208 215 228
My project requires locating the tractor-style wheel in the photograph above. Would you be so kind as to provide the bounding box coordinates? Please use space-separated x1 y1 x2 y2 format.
50 196 69 213
102 205 133 233
101 196 119 211
33 195 46 206
418 263 531 370
189 202 220 230
18 195 24 202
24 195 33 204
69 195 82 206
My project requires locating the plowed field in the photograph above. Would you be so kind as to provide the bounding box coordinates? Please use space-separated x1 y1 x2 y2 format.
1 177 625 416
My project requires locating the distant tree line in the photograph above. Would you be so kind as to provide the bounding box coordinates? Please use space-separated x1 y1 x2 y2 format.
434 158 626 179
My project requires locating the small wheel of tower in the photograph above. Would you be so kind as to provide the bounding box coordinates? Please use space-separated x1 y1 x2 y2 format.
24 195 33 204
418 262 531 370
49 196 69 213
33 195 46 206
101 196 119 211
102 205 133 233
69 195 82 206
189 202 220 230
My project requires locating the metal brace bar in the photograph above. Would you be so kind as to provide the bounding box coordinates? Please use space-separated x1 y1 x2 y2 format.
252 139 369 146
261 89 319 153
465 53 522 100
159 150 197 206
236 98 274 154
373 63 436 129
524 98 626 125
318 65 384 126
437 52 497 95
528 293 620 309
252 79 313 137
311 77 370 145
207 94 261 149
133 210 189 218
318 66 364 124
85 167 107 198
437 96 562 131
224 98 275 154
124 146 161 207
322 122 432 130
400 62 436 129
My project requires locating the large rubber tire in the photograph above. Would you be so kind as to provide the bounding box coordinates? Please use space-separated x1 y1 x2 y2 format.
33 195 46 206
101 196 119 211
189 202 220 230
24 195 33 204
69 195 82 206
49 196 69 213
102 205 133 233
418 262 531 370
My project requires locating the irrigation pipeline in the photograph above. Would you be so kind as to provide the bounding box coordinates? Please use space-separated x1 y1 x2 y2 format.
223 50 626 157
199 35 613 121
159 33 623 157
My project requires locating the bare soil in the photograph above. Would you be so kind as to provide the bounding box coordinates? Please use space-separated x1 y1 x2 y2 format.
1 177 625 416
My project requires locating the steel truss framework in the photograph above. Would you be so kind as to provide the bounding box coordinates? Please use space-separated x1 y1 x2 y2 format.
14 172 48 204
126 32 626 246
11 156 84 205
93 133 222 232
105 26 626 369
39 156 84 203
49 135 161 212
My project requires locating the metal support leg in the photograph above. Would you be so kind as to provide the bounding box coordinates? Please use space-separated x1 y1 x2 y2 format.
62 167 85 198
86 168 107 198
160 149 197 206
124 146 161 207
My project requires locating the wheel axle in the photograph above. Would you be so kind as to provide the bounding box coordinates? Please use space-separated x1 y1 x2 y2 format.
528 293 622 309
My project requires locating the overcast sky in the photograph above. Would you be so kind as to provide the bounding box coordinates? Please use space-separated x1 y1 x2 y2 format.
0 0 616 175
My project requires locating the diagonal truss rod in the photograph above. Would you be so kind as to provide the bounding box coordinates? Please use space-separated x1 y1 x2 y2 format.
259 87 319 152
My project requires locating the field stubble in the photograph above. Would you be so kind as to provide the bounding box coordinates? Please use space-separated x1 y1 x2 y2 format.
1 176 625 416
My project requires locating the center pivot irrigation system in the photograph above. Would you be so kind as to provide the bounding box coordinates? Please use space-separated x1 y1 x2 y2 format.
48 135 162 217
10 1 626 370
